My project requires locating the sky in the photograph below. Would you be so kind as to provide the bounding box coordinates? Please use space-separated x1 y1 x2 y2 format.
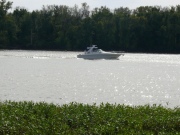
10 0 180 11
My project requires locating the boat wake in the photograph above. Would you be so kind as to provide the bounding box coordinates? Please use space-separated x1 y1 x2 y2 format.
0 50 78 59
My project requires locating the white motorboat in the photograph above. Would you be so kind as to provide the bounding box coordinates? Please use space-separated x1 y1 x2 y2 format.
77 45 124 59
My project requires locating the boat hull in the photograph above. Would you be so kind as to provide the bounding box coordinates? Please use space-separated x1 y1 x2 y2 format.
77 53 122 59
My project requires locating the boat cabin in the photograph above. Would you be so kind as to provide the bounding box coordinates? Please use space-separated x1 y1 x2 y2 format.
85 45 103 54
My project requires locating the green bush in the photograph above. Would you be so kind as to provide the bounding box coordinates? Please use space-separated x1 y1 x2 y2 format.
0 101 180 134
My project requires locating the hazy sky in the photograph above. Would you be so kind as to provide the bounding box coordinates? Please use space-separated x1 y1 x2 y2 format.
10 0 180 11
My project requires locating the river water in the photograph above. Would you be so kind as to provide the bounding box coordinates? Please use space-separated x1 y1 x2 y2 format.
0 50 180 108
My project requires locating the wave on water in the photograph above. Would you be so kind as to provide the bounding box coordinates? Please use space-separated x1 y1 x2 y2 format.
0 50 79 59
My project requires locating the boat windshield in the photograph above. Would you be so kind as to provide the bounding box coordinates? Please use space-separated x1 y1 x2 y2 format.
98 49 103 52
92 48 98 52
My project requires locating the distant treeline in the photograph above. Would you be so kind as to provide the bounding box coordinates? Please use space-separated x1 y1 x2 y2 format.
0 0 180 53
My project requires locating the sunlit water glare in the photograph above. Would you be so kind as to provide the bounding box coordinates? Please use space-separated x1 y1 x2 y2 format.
0 50 180 108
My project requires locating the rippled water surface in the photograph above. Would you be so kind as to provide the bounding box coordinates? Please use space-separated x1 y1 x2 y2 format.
0 50 180 108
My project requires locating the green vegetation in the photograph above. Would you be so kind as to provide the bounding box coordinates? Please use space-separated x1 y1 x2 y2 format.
1 101 180 134
1 0 180 53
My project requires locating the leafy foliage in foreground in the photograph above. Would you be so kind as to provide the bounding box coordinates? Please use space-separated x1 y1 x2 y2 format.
0 101 180 134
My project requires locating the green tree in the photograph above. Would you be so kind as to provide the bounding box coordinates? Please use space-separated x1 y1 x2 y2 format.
1 1 180 53
0 0 16 48
91 6 116 50
114 7 131 50
13 8 32 49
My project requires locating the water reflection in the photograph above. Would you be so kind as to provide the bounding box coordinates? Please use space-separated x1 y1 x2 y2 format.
0 50 180 108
